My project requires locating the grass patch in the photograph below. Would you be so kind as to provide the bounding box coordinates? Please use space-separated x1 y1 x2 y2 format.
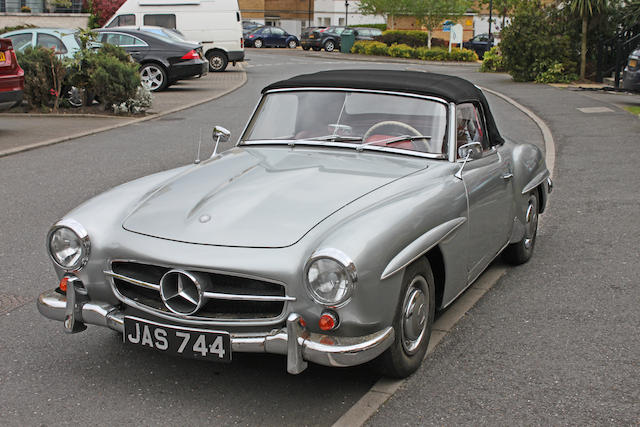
623 106 640 116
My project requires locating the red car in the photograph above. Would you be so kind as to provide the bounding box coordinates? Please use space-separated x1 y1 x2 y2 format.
0 38 24 110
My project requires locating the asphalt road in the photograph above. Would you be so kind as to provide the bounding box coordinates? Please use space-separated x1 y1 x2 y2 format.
1 50 637 425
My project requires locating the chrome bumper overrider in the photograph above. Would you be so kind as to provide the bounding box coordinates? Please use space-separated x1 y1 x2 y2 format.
37 288 394 374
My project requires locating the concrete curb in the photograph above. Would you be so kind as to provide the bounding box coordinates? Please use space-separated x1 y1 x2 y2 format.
0 70 248 158
331 86 556 427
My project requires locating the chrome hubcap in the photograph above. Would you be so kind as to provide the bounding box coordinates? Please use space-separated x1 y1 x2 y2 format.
401 276 428 355
326 42 334 51
524 196 538 249
289 41 296 48
210 55 223 69
140 66 163 91
255 40 262 48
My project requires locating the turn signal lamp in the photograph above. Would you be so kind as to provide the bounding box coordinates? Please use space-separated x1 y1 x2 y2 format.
319 311 338 331
181 50 200 60
59 276 69 292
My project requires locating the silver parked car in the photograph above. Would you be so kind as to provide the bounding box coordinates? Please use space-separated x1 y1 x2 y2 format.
38 70 552 378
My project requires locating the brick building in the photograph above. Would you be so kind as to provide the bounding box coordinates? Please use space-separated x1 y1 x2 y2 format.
239 0 314 36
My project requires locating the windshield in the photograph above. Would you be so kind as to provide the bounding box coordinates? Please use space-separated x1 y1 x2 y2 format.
242 90 448 156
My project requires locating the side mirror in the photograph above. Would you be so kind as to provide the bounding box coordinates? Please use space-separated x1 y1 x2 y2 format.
212 125 231 142
457 141 483 160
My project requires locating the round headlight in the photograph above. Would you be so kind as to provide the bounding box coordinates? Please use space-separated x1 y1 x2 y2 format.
47 220 90 271
305 249 357 307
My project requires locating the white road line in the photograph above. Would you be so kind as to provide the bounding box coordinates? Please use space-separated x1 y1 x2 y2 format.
332 85 556 427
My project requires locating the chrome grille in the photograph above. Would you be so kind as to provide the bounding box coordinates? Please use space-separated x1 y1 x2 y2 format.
107 261 291 321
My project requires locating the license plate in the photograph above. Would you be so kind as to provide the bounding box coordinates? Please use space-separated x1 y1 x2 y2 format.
629 59 637 68
309 34 315 38
0 52 5 62
124 316 231 362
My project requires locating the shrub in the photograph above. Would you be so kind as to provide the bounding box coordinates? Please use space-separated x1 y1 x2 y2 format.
20 5 31 12
449 48 478 62
376 30 446 48
350 23 387 31
351 41 368 54
0 24 36 34
364 41 389 56
388 43 415 59
112 86 153 115
501 2 578 82
90 0 126 27
89 45 141 107
480 46 505 72
534 61 578 83
16 46 66 109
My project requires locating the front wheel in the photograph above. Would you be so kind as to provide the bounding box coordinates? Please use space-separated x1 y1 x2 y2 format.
288 39 297 49
373 258 435 378
140 63 167 92
253 39 263 49
324 40 335 52
206 51 228 72
503 191 539 265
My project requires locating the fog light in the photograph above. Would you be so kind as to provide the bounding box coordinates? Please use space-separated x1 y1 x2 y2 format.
319 311 338 331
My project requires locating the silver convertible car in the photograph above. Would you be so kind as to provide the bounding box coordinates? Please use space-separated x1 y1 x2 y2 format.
38 70 552 378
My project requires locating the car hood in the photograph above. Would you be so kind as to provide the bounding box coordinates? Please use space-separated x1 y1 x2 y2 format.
122 146 427 248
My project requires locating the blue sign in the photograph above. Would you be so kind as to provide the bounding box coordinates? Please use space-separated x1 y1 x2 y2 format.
442 20 453 32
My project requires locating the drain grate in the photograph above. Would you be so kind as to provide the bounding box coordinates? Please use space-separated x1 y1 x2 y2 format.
0 293 32 315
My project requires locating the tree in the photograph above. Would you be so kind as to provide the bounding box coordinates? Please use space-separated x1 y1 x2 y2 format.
570 0 608 80
406 0 472 48
358 0 408 29
480 0 519 31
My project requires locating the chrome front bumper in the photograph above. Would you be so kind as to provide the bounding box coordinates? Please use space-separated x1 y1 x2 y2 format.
37 288 394 374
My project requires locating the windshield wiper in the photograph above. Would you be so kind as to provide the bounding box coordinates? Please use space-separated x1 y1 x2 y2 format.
303 135 364 142
355 134 432 151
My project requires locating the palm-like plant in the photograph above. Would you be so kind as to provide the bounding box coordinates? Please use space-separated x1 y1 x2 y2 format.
570 0 608 80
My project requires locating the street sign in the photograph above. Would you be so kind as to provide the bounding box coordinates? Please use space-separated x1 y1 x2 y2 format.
450 24 463 44
442 20 453 32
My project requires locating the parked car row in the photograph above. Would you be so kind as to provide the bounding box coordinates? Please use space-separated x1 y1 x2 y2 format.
0 27 207 94
243 26 299 49
300 26 382 52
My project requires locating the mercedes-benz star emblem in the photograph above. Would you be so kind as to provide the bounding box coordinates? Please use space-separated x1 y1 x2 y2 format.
159 269 206 315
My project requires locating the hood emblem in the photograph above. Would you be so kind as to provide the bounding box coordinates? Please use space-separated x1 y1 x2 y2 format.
159 270 206 315
199 214 211 223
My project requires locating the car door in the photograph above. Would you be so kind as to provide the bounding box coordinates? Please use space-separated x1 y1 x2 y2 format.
260 27 274 46
100 32 149 62
270 27 287 47
456 103 514 282
35 32 68 55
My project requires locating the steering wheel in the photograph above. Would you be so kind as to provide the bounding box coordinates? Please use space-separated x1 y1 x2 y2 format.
362 121 423 149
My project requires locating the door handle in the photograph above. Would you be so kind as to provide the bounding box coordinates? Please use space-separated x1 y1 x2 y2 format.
501 172 513 180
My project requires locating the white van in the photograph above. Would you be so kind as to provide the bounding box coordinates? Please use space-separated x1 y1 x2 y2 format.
104 0 244 72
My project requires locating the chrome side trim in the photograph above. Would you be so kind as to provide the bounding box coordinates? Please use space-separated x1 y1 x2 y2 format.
202 291 295 302
381 217 467 280
448 102 457 162
104 270 159 291
522 169 550 195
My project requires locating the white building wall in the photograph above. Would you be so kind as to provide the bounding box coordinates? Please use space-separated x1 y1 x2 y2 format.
314 0 385 27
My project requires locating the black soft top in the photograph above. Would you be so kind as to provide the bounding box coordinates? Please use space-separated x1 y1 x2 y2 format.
263 69 504 145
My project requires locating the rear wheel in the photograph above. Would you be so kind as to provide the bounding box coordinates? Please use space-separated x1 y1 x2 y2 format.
503 191 539 265
288 39 297 49
206 51 228 72
324 40 335 52
140 63 167 92
312 46 321 51
374 258 435 378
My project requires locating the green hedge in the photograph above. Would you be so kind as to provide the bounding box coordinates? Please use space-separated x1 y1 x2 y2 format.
352 41 478 62
349 23 387 31
480 46 505 72
375 30 446 48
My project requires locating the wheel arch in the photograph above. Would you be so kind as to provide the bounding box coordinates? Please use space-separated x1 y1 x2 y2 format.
424 246 445 309
139 59 168 71
205 48 228 60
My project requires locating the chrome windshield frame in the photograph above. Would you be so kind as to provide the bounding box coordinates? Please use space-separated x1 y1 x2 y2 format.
237 87 450 160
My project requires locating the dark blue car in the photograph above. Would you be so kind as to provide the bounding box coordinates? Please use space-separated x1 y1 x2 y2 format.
244 26 299 49
462 33 495 59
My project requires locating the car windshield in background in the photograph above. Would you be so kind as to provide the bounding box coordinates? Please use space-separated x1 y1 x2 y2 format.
143 28 187 43
242 90 448 156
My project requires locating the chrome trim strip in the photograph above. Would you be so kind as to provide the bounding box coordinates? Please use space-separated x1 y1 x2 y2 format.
522 169 551 195
202 291 295 302
381 217 467 280
448 102 457 162
104 270 159 291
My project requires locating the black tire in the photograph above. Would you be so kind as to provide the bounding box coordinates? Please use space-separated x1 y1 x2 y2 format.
207 51 228 72
288 39 297 49
302 46 310 51
312 46 321 51
503 191 539 265
253 38 263 49
140 63 167 92
324 40 335 52
374 258 435 378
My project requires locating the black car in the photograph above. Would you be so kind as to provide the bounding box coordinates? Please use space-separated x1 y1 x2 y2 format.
462 33 495 59
94 28 208 92
622 48 640 91
300 26 383 52
244 26 299 49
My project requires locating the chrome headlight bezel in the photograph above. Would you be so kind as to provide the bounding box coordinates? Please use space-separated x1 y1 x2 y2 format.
46 218 91 272
304 248 357 308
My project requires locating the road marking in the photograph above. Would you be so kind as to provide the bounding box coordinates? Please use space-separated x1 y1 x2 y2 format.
333 86 556 427
577 106 614 113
